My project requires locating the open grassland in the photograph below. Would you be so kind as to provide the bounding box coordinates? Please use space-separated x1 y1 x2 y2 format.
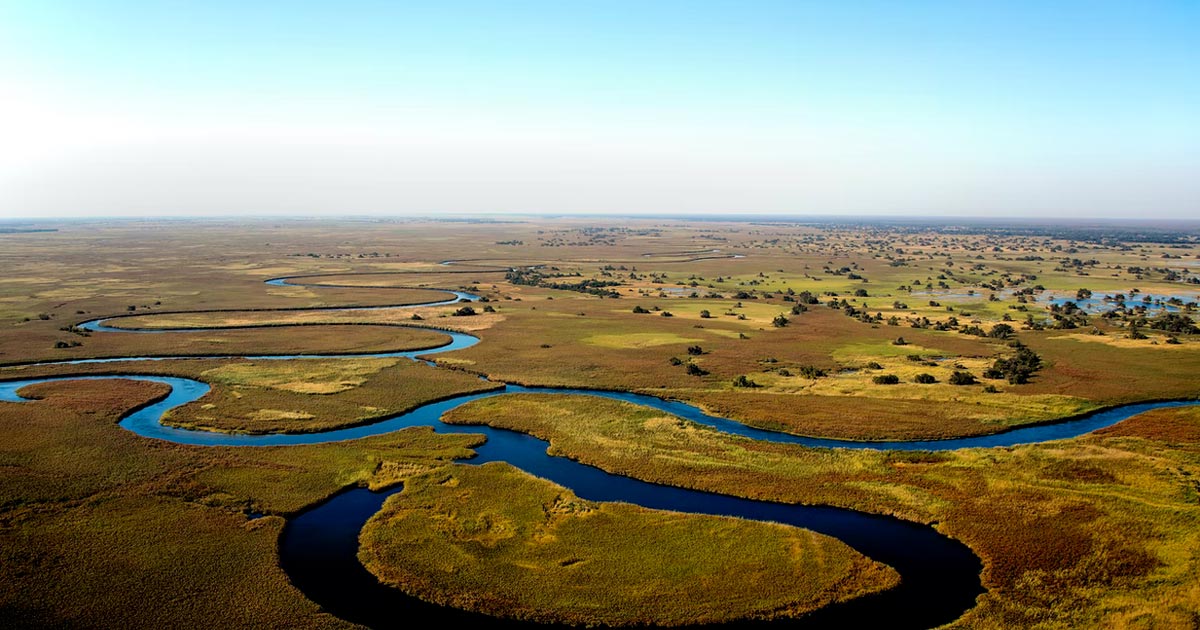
438 294 1196 440
0 323 454 367
2 357 502 434
360 462 897 626
108 303 507 333
165 357 503 433
444 394 1200 628
0 217 1197 627
0 379 485 628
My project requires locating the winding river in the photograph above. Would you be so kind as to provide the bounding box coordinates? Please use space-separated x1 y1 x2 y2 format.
2 270 1196 629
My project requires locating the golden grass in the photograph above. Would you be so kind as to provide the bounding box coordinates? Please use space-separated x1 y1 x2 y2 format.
583 332 704 348
359 462 898 626
201 357 400 394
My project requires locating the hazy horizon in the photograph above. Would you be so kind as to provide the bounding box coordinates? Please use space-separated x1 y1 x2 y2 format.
2 1 1197 220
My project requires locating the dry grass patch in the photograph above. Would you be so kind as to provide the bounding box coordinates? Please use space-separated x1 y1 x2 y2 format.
583 332 704 349
202 357 400 394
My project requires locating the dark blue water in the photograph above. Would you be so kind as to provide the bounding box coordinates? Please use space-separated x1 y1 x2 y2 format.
5 275 1193 628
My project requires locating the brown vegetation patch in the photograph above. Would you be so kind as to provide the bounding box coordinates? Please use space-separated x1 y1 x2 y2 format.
1094 406 1200 446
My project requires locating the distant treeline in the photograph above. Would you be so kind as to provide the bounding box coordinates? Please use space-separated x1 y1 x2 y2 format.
753 219 1199 245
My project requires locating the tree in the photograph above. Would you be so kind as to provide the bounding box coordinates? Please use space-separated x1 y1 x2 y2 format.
988 323 1015 339
984 345 1042 384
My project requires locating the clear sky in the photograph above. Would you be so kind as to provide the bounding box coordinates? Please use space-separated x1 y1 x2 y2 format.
1 1 1197 219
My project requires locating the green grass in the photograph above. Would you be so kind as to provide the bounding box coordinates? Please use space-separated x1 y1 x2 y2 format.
359 462 897 626
0 378 485 627
444 393 1200 629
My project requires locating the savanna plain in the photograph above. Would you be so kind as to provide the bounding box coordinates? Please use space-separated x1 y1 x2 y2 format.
1 217 1198 629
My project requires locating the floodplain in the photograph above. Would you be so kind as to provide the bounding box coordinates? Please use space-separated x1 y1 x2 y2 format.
1 217 1198 628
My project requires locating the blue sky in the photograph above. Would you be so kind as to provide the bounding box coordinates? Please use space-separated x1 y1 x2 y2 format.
1 1 1197 218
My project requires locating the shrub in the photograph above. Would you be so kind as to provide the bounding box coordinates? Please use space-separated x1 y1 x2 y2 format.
865 361 883 370
893 337 908 346
698 310 712 319
772 314 789 327
686 345 703 356
797 365 827 379
632 305 650 314
686 363 708 376
914 373 937 384
410 313 423 320
452 306 477 317
872 374 900 385
732 375 760 388
949 371 978 385
668 357 683 366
